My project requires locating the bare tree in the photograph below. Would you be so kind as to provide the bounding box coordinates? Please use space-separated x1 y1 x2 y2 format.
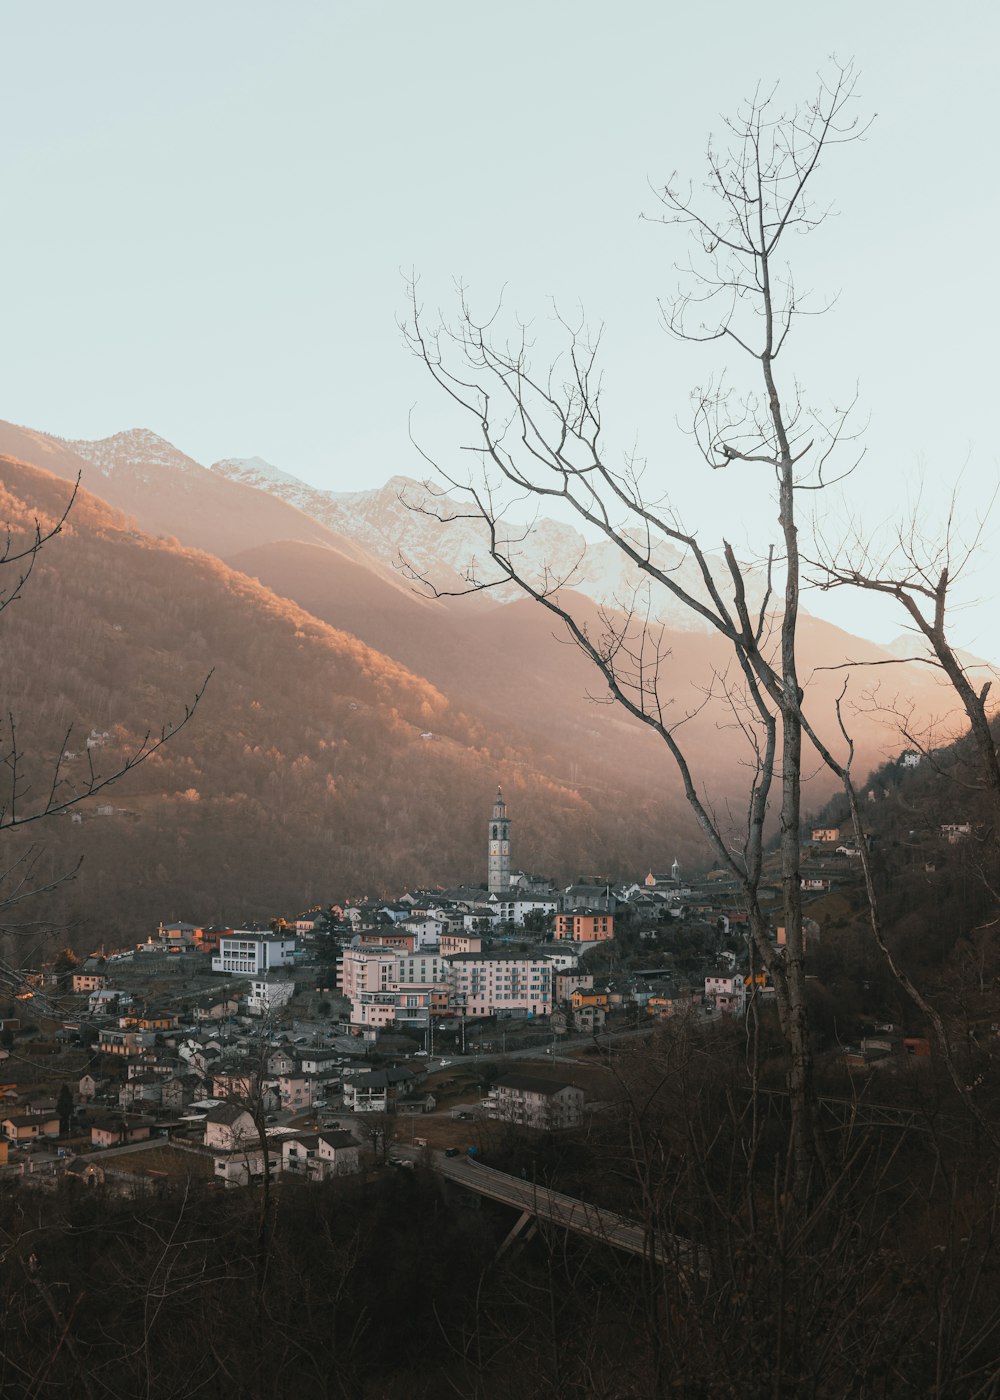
404 65 868 1198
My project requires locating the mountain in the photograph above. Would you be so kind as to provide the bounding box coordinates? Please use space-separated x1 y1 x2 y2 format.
0 418 968 948
0 453 711 947
0 422 374 562
225 531 960 838
0 419 755 631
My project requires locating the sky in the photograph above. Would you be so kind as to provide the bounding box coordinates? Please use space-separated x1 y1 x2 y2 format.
0 2 998 658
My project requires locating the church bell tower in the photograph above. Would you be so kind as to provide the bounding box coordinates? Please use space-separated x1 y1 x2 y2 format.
488 786 511 894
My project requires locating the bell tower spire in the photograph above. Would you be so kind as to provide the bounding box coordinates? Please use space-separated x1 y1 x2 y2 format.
488 785 511 894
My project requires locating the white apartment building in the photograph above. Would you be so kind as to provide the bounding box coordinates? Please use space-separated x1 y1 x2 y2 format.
245 979 295 1016
212 933 298 976
488 896 558 927
446 951 552 1018
485 1074 584 1129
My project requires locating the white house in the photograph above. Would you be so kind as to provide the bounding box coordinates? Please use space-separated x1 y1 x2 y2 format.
341 1067 415 1113
316 1129 361 1175
400 917 447 947
203 1104 257 1151
297 1049 341 1075
281 1129 361 1179
212 1142 281 1187
245 978 295 1016
88 988 123 1013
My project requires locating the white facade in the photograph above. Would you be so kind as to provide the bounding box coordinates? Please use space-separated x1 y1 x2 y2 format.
485 1075 584 1129
488 896 558 927
246 978 295 1016
401 917 447 947
705 974 746 1014
212 1144 280 1187
203 1106 256 1151
212 933 298 976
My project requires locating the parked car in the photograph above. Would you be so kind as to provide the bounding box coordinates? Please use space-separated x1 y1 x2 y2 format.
444 1147 460 1157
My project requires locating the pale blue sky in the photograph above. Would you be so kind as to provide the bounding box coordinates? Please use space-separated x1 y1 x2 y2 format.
1 1 998 656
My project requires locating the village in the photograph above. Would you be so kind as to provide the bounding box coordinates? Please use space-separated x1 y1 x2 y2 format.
0 787 935 1191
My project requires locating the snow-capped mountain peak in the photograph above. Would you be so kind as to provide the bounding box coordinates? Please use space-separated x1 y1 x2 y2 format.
213 455 310 493
65 428 206 480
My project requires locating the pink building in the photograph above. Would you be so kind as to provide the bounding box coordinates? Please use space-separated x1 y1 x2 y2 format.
340 946 397 1002
446 952 552 1018
341 946 399 1027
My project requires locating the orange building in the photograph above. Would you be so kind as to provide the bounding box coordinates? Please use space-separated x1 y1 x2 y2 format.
570 988 609 1011
554 912 614 942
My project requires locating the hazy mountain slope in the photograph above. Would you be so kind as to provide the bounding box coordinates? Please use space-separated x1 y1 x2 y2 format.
0 455 707 947
0 421 95 482
226 538 487 684
63 428 368 559
0 419 749 634
0 420 385 562
226 535 952 822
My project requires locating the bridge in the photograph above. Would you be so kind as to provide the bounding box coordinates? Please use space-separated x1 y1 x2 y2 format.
428 1150 706 1278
